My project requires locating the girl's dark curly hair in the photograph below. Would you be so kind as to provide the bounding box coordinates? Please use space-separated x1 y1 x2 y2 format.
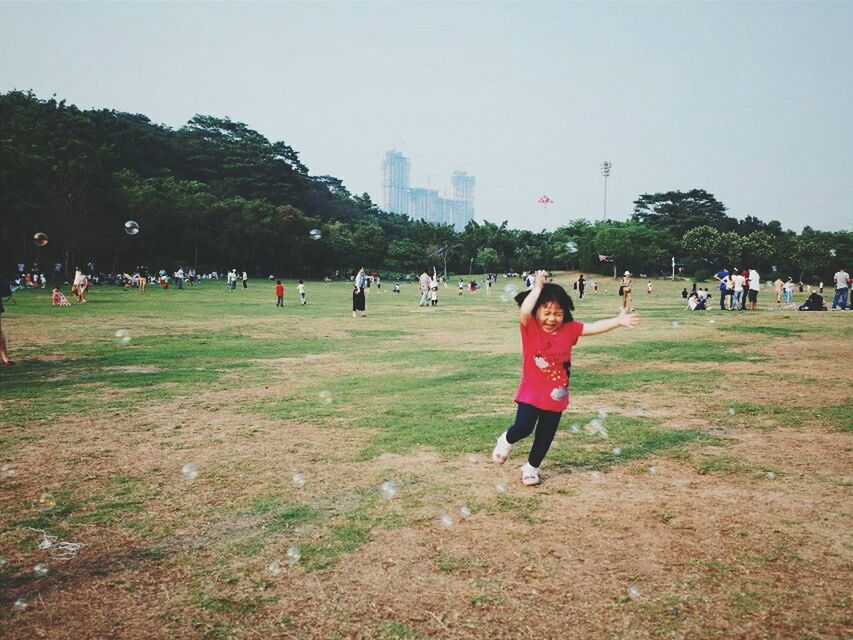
514 283 574 321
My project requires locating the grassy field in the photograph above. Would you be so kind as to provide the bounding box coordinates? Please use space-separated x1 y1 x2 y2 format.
0 275 850 640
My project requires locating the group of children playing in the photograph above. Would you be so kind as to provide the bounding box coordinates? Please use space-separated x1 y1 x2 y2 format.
274 280 307 307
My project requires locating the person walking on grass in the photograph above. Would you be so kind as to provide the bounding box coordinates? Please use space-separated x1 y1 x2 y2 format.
619 271 633 310
491 270 640 486
297 280 306 305
0 279 14 366
832 266 849 310
352 268 367 317
275 280 284 307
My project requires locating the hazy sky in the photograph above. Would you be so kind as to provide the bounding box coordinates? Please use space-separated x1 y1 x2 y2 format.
2 1 851 232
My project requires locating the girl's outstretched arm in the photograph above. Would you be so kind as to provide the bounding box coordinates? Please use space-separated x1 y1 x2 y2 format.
581 308 640 336
519 270 548 327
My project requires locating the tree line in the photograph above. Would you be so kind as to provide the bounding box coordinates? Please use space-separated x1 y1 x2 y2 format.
1 91 848 281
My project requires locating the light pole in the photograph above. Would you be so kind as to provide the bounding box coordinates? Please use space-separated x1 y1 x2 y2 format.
600 161 612 221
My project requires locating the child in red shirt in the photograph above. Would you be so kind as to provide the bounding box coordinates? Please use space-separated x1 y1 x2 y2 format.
275 280 284 307
492 270 640 486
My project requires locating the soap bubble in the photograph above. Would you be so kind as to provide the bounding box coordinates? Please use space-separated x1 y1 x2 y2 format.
495 481 506 494
612 447 622 456
33 232 49 247
628 586 641 600
1 463 17 479
459 505 471 519
0 556 6 567
709 319 716 324
379 481 397 499
467 455 478 464
114 329 131 346
647 465 657 474
39 493 56 510
291 473 306 489
33 563 49 577
318 389 333 405
181 463 198 481
266 560 282 577
286 545 301 565
671 321 681 328
124 220 140 236
634 408 645 416
569 423 580 433
309 228 322 241
829 248 837 257
766 471 776 480
13 597 27 611
597 408 608 419
500 284 519 303
440 514 454 528
728 407 736 415
565 240 578 254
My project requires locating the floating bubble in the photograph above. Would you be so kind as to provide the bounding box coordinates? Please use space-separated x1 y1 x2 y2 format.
500 284 520 303
647 466 657 474
440 514 454 528
291 473 306 489
671 321 681 328
829 248 837 257
124 220 140 236
181 463 198 481
33 232 49 247
286 545 301 565
597 408 608 420
589 471 602 481
379 481 397 499
33 563 49 577
612 447 622 456
728 407 736 415
266 560 282 577
628 586 641 600
495 481 506 494
38 537 52 550
13 597 27 611
569 423 580 433
467 455 478 464
114 329 131 346
1 463 17 479
766 471 776 480
565 240 578 254
709 320 715 324
770 265 778 272
39 493 56 510
0 556 6 567
309 228 322 241
318 389 333 405
459 505 471 519
634 408 645 416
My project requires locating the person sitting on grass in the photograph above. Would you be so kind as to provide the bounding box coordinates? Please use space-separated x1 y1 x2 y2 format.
491 270 640 486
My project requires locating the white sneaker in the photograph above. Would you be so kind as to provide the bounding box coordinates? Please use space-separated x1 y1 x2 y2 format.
521 463 541 486
492 432 512 464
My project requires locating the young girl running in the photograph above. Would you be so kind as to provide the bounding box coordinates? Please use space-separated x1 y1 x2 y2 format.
492 270 640 486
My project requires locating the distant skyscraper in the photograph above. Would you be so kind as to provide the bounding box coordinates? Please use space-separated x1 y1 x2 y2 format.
451 171 475 229
382 150 410 216
381 150 474 230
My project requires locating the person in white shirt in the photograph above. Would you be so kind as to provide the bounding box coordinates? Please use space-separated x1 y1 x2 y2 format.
831 267 849 310
732 271 745 310
418 271 431 307
747 268 760 310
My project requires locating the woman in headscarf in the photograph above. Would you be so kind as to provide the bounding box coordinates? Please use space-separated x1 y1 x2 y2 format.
352 267 366 317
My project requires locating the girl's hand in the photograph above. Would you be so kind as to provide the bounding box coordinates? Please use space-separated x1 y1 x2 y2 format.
618 308 640 328
534 270 548 289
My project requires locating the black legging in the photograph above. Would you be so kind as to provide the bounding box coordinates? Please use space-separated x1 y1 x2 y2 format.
506 402 563 468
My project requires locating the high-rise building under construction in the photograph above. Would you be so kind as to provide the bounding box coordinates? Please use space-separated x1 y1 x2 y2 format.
381 150 474 230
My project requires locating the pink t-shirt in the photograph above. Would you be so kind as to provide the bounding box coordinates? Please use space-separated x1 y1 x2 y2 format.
514 319 584 412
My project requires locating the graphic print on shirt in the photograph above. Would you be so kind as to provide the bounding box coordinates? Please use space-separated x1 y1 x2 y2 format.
533 338 571 401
